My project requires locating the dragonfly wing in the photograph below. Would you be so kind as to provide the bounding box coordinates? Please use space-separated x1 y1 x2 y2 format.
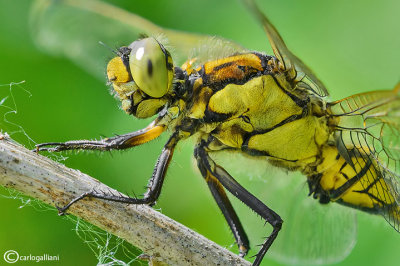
267 174 357 265
330 83 400 231
242 0 329 97
30 0 246 80
188 36 248 68
214 153 356 265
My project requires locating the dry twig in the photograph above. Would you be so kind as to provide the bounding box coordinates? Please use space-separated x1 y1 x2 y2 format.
0 134 250 266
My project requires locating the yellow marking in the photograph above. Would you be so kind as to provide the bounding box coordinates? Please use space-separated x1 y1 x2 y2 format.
136 98 167 118
203 54 263 83
112 82 138 101
126 125 165 146
168 106 180 118
248 116 327 162
107 57 130 83
132 90 144 105
213 118 253 148
181 58 197 75
188 86 213 119
209 76 303 130
317 145 397 210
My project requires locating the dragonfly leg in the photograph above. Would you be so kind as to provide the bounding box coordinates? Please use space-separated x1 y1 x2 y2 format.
57 132 180 215
195 139 282 266
35 119 165 152
195 146 250 256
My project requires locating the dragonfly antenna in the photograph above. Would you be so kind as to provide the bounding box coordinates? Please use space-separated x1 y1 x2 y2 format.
98 41 119 56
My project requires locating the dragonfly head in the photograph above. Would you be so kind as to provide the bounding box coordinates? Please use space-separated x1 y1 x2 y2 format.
107 37 174 118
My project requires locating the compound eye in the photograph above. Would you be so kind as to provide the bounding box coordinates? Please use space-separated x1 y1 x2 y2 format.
129 38 173 98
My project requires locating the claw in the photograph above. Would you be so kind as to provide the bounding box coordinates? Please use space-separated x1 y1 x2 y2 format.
238 245 248 257
56 205 68 216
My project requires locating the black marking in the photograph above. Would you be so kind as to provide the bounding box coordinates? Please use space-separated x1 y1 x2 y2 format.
207 73 262 92
307 173 332 203
354 189 387 206
253 112 304 134
147 59 153 76
240 115 251 124
167 62 174 71
213 61 235 71
357 173 382 194
336 198 381 214
238 64 261 74
271 75 309 108
118 46 133 81
342 172 349 180
237 65 246 72
253 52 274 72
241 145 299 162
319 194 331 204
157 41 171 71
127 94 138 115
200 63 263 92
307 173 322 196
155 105 166 115
202 109 232 123
176 117 199 134
339 161 348 172
335 153 341 160
199 66 207 84
171 67 191 100
174 67 185 80
173 81 185 98
330 158 372 199
241 108 307 149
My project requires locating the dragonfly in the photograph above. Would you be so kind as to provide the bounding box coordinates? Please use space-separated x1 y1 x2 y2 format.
31 0 400 265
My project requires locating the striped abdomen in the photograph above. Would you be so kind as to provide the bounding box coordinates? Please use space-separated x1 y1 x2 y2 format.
308 145 399 226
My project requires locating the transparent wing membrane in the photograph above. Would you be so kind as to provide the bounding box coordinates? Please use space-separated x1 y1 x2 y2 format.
214 153 357 265
266 175 357 265
330 84 400 231
188 36 248 68
243 0 329 97
30 0 245 79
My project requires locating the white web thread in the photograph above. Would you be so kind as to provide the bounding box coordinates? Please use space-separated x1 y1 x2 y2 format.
69 217 143 265
2 186 142 265
0 186 50 211
0 81 142 265
0 81 67 162
0 81 35 146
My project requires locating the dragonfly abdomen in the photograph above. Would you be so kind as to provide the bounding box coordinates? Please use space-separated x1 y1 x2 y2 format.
308 145 399 224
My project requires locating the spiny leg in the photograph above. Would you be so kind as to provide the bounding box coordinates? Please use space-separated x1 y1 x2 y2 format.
35 119 165 152
195 147 250 257
57 132 180 214
195 139 282 266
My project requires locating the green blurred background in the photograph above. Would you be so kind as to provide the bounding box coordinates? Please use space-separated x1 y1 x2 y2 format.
0 0 399 265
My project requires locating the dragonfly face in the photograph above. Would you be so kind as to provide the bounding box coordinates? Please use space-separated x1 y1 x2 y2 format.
32 0 400 265
107 38 174 117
